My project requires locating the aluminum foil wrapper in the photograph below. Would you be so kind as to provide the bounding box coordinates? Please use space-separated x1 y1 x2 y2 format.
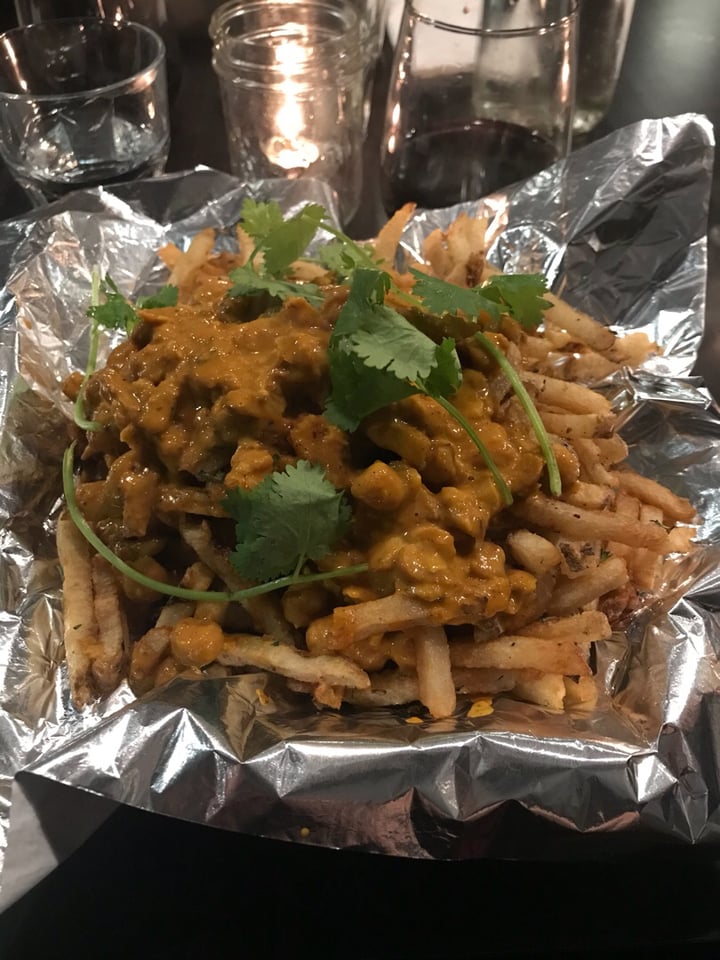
1 115 719 898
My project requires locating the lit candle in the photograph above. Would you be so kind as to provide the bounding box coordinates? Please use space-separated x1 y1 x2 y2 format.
265 36 320 173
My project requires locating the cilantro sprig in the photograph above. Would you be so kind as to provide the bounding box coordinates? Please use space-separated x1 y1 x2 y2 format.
63 445 366 601
325 269 513 504
473 333 561 497
227 198 383 309
224 461 352 581
409 269 550 332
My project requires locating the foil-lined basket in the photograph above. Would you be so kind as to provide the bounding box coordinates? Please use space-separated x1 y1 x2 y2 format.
1 115 719 904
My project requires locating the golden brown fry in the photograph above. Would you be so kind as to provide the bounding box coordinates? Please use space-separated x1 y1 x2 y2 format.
169 227 216 293
615 469 696 523
542 294 616 352
330 594 437 649
510 669 567 710
563 675 599 710
129 626 172 695
563 481 615 511
56 514 99 707
414 627 456 718
89 555 128 696
540 410 614 440
513 493 670 551
374 202 416 264
452 636 591 677
452 668 517 696
520 371 612 415
506 529 563 576
218 634 371 689
546 557 629 616
515 610 612 642
345 670 420 707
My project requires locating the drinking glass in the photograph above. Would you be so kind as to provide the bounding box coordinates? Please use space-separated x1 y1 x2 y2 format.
14 0 169 26
210 0 367 225
0 18 170 205
13 0 182 99
574 0 635 136
381 0 578 213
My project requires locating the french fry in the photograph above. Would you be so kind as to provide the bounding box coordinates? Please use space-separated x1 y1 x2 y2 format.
329 594 437 649
563 481 615 511
520 371 612 415
542 294 616 352
89 555 128 696
563 675 599 711
414 627 456 718
129 626 172 695
374 202 416 264
169 227 216 293
546 557 629 616
452 668 517 695
56 514 98 707
615 469 695 522
513 493 670 551
219 634 371 689
571 438 618 487
594 435 629 466
515 610 612 642
506 529 562 576
345 670 420 707
452 636 591 676
540 410 614 440
509 669 567 711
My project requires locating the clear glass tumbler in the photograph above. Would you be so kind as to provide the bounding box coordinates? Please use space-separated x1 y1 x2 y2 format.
574 0 636 136
381 0 578 213
210 0 367 225
0 18 170 205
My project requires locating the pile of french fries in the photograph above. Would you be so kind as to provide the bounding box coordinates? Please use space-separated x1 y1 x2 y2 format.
57 207 697 719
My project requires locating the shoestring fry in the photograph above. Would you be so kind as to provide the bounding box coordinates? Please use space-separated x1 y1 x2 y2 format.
57 204 697 718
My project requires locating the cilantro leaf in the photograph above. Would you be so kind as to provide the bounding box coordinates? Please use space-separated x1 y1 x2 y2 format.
240 198 285 244
410 270 502 324
316 237 381 280
223 461 351 581
420 337 463 397
336 268 445 383
481 274 551 331
325 268 510 503
241 200 327 276
409 269 550 331
326 269 462 430
325 341 417 431
86 275 139 335
136 284 179 310
227 264 324 308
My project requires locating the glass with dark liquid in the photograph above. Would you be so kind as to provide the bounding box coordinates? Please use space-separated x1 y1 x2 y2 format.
381 0 578 214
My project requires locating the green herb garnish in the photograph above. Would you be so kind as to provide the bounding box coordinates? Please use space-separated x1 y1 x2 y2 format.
473 332 561 497
325 269 513 504
409 269 550 331
63 444 366 600
224 460 352 581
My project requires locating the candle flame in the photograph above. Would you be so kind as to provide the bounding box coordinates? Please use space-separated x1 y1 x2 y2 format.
265 37 320 173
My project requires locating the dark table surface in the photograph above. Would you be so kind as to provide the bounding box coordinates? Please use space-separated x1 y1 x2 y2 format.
2 2 720 957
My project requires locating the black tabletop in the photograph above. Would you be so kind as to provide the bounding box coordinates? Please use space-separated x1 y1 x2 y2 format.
2 2 720 957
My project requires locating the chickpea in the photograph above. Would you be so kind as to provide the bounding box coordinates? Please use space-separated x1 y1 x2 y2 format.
170 617 224 668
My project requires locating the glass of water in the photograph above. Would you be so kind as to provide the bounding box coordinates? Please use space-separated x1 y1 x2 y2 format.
0 18 170 205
